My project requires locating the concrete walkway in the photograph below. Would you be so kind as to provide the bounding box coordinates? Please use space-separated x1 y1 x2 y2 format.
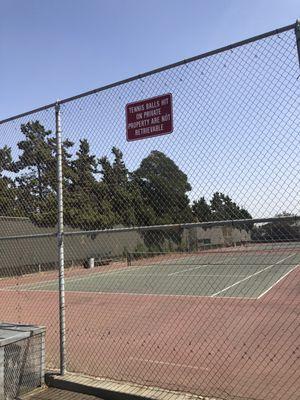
19 388 104 400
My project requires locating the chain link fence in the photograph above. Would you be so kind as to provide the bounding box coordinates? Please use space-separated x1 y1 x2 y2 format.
0 23 299 399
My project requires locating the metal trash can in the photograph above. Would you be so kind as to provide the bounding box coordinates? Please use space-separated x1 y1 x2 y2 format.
88 257 95 269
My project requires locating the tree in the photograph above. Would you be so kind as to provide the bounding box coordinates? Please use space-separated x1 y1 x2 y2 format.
63 139 116 230
64 188 117 230
192 197 211 221
16 121 53 204
210 192 252 221
99 147 153 227
134 151 194 225
133 151 194 250
0 146 20 216
47 136 74 192
71 139 98 191
15 121 74 226
0 146 15 173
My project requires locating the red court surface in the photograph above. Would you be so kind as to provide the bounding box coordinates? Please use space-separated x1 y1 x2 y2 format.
1 260 299 400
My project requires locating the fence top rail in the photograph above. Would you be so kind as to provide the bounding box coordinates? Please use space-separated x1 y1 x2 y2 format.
0 22 296 125
63 215 300 237
0 232 56 241
0 216 297 241
0 215 31 221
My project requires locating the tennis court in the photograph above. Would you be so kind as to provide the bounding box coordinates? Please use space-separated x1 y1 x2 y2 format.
5 244 300 299
1 242 299 400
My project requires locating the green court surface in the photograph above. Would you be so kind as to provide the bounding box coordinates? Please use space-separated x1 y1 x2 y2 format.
8 247 300 299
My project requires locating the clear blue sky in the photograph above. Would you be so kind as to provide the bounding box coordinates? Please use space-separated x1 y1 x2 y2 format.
0 1 299 219
1 0 299 118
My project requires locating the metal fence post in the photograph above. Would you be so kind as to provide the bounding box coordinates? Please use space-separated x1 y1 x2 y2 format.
55 102 66 375
295 19 300 67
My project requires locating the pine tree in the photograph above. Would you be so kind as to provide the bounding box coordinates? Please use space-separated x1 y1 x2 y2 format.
64 139 116 230
15 121 74 226
99 147 138 226
0 146 20 216
16 121 53 207
71 139 98 191
192 197 211 222
210 192 252 221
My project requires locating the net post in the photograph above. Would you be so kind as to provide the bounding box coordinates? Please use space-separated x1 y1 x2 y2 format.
295 19 300 67
127 252 132 266
55 101 66 375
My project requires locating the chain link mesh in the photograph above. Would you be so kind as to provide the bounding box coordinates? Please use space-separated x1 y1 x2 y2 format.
0 108 61 371
0 25 299 399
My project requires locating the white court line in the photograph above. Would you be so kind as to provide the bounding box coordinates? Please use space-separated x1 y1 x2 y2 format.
0 261 172 291
168 259 242 276
257 264 300 299
211 254 296 297
168 264 207 276
0 287 256 300
170 274 247 277
0 256 238 291
128 356 207 370
1 258 207 291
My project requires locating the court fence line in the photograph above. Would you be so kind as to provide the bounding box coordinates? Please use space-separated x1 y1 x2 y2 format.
0 215 298 241
62 215 300 237
0 21 299 400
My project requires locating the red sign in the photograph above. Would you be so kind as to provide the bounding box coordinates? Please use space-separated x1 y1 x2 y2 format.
126 93 173 141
